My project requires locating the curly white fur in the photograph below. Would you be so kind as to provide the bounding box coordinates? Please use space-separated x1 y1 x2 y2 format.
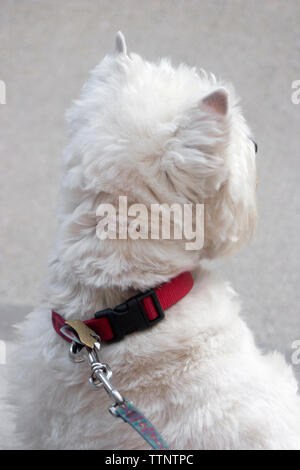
6 33 300 450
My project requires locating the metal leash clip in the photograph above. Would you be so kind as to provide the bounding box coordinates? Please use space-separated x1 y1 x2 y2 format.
60 320 124 411
60 319 170 450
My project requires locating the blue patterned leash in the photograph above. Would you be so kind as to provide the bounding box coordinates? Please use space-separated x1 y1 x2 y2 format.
111 400 170 450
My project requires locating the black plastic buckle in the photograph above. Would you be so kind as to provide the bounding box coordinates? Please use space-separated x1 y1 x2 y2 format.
94 289 165 342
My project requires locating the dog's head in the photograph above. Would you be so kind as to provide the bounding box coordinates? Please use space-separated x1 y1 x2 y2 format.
58 33 257 289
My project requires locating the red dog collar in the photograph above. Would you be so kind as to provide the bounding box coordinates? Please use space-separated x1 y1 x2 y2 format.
52 271 194 343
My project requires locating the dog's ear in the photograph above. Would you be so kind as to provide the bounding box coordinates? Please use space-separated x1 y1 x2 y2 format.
163 87 230 201
115 31 127 55
201 88 228 116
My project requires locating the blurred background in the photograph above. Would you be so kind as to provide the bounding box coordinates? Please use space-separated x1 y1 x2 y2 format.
0 0 299 408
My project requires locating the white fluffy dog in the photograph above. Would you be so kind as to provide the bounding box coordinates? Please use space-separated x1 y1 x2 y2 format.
8 33 300 450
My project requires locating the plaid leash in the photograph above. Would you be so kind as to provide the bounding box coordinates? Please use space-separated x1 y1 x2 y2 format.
113 400 170 450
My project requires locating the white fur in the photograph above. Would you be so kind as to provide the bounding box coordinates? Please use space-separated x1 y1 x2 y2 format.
6 34 300 450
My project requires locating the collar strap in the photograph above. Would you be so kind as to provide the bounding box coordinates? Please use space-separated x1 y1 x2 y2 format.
52 271 194 343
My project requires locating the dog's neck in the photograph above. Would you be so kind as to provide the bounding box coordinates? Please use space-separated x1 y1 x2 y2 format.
44 261 187 322
44 268 138 321
44 202 200 321
44 254 199 323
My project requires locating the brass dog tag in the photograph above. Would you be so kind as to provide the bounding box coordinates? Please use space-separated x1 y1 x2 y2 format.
65 320 99 349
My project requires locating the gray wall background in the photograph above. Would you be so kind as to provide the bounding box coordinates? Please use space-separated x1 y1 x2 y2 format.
0 0 299 383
